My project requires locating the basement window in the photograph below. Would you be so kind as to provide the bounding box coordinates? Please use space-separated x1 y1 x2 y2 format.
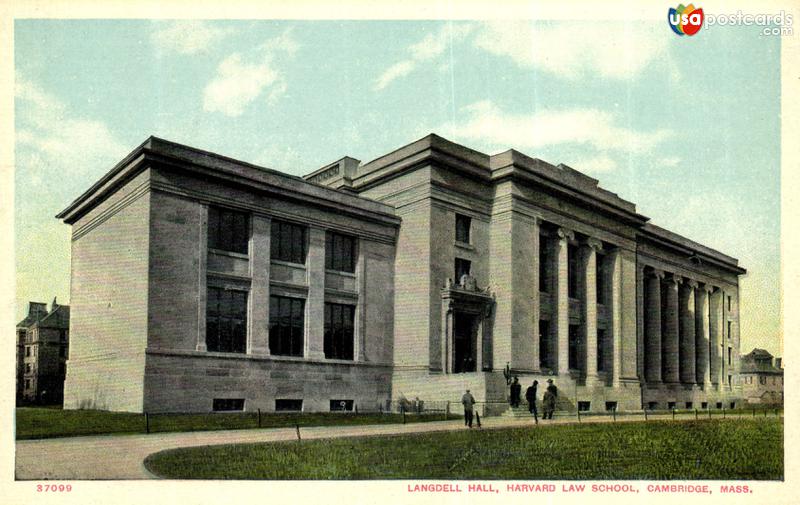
330 399 354 412
578 401 591 412
212 398 244 411
275 399 303 412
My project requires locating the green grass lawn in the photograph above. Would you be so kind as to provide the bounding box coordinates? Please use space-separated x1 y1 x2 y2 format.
144 418 783 480
15 407 459 440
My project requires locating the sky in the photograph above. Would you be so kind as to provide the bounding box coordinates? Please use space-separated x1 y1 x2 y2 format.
14 19 781 356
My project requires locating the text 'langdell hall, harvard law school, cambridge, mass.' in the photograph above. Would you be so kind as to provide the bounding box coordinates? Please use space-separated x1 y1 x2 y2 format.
56 133 745 415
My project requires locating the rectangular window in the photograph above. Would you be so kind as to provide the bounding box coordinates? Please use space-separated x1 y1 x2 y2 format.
685 402 693 409
206 287 248 354
455 258 471 282
330 399 354 412
213 399 244 411
578 401 591 412
668 401 676 410
605 401 617 412
455 214 471 243
716 402 723 409
24 379 31 390
760 376 767 385
275 399 303 412
538 320 552 370
597 328 607 372
269 296 305 357
25 363 31 373
539 235 550 292
596 256 607 304
729 401 736 409
270 220 307 264
325 231 357 273
728 347 732 366
25 346 31 357
324 303 355 360
701 402 708 409
647 401 658 410
208 206 249 254
728 295 732 311
567 244 579 298
728 374 732 387
727 321 732 339
568 324 581 370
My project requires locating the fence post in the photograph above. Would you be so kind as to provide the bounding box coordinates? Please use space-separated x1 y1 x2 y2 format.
672 408 675 421
445 401 450 421
613 407 616 422
644 408 648 421
355 405 358 415
258 408 262 428
295 424 301 442
577 408 581 423
475 411 481 428
764 408 768 417
722 407 726 419
695 408 698 420
145 412 150 434
379 403 383 414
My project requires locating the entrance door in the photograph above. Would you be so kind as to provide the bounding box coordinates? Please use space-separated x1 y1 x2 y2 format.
453 312 477 373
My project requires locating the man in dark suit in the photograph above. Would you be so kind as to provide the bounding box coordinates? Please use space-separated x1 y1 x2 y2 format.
525 380 539 424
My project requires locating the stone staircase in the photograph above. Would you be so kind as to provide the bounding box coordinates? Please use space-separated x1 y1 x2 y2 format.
501 405 535 418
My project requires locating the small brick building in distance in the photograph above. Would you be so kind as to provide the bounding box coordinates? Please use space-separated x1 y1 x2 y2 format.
57 135 746 414
16 299 70 405
739 348 783 405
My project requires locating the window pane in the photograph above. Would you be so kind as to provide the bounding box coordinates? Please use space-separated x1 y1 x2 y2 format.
325 232 333 269
208 207 220 249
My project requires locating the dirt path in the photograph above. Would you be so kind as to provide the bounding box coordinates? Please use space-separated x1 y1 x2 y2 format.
15 412 765 480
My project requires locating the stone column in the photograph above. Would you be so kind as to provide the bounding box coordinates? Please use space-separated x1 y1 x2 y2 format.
583 238 602 382
662 275 681 384
695 284 712 387
249 215 271 355
644 268 664 383
305 226 326 359
196 204 208 351
709 287 722 387
679 279 697 384
441 300 453 373
555 227 574 376
609 249 622 387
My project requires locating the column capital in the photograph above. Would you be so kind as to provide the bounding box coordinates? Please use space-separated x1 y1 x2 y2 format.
556 227 575 241
704 283 717 293
685 278 699 289
646 267 665 279
664 274 682 286
585 237 603 251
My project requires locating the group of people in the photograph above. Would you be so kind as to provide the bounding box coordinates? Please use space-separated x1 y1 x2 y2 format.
460 377 558 428
510 376 558 423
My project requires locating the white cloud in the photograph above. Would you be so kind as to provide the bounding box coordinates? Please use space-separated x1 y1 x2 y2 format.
151 20 232 56
373 23 473 90
203 30 297 117
15 76 128 182
438 100 673 155
570 154 619 173
473 21 669 80
658 156 682 168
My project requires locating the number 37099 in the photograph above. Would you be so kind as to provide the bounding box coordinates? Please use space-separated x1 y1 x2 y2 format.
36 484 72 492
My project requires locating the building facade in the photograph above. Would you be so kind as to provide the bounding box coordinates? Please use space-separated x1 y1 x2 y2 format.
16 299 70 405
740 348 783 405
58 134 745 413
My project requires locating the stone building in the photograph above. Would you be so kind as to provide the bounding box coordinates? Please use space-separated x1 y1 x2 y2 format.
58 134 745 413
740 348 783 405
16 299 70 405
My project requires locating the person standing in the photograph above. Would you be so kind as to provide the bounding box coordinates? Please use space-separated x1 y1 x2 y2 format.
543 378 558 419
525 380 539 424
461 389 476 428
510 376 521 407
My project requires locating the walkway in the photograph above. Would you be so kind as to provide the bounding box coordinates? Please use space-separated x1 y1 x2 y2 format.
15 411 774 480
